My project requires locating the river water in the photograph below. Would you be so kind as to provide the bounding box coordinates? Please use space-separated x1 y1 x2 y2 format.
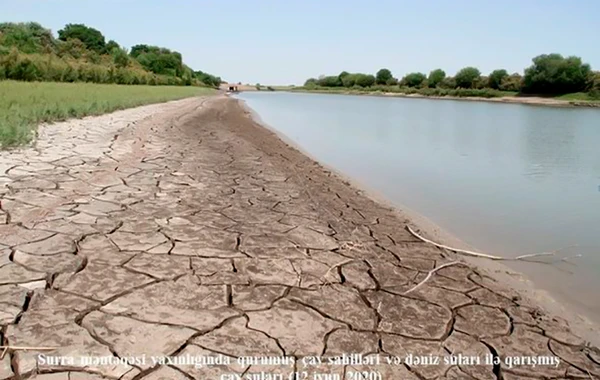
237 91 600 324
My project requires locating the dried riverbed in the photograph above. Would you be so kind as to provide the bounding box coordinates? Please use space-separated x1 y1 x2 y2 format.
0 96 599 379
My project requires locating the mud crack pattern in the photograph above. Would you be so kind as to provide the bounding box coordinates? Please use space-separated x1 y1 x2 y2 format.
0 96 598 379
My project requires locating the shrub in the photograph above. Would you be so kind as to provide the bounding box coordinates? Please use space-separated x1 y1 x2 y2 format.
428 69 446 88
523 53 592 94
488 69 508 89
341 74 356 87
401 72 427 87
58 24 106 53
455 67 481 88
317 75 342 87
0 22 55 54
354 74 375 87
499 73 523 92
375 68 393 85
112 47 129 68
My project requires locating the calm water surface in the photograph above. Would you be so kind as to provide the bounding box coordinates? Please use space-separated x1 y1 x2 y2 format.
238 92 600 323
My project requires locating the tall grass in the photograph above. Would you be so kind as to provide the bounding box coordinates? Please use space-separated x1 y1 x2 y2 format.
0 80 215 147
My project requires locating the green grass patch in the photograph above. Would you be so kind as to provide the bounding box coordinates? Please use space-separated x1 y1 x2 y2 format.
0 80 215 147
555 92 600 102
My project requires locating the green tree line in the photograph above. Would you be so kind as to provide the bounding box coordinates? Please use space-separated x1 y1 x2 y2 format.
303 54 600 97
0 22 222 87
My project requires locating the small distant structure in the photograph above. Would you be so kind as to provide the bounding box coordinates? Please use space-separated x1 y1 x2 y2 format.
227 83 239 92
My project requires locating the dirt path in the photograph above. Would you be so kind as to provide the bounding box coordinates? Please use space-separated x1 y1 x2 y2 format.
1 96 599 379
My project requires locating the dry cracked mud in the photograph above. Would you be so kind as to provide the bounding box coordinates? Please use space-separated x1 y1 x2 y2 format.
1 96 599 379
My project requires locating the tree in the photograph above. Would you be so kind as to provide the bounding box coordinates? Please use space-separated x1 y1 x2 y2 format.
194 70 221 87
56 38 87 59
401 72 427 87
454 67 481 88
317 75 342 87
106 40 120 52
111 47 129 68
58 24 106 53
588 71 600 97
338 71 350 81
474 76 489 89
375 68 393 85
386 77 398 85
354 74 375 87
488 69 508 89
0 22 55 54
304 78 317 87
522 54 592 94
131 45 184 77
499 73 523 92
427 69 446 88
439 77 457 89
341 74 356 87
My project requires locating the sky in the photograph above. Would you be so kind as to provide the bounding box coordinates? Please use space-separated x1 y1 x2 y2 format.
2 0 599 85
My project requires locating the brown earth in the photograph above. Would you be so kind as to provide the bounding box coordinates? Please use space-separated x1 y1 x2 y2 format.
0 95 599 379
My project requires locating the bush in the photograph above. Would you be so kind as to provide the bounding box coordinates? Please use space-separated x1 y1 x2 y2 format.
499 73 523 92
438 77 457 89
455 67 481 88
342 74 356 87
58 24 106 53
0 22 55 54
56 38 87 59
401 72 427 87
375 68 393 85
523 54 592 94
317 75 342 87
428 69 446 88
112 47 129 68
354 74 376 87
488 69 508 89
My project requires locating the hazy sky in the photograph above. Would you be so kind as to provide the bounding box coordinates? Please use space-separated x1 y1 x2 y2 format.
2 0 599 85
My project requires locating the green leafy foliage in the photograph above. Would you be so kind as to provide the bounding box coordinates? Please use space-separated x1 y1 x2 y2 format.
0 21 219 87
58 24 106 53
106 40 120 52
111 47 129 68
427 69 446 88
499 73 522 92
317 75 342 87
454 67 481 88
488 69 508 89
194 70 221 87
523 54 592 94
341 74 357 87
304 78 317 87
0 22 55 54
438 77 457 89
401 72 427 87
354 74 376 87
375 68 393 85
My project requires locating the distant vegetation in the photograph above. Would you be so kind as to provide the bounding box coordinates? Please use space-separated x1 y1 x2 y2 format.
0 80 214 147
301 54 600 100
0 22 221 87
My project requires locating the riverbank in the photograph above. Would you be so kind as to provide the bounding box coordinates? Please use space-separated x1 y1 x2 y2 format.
0 80 215 147
1 95 599 378
236 94 600 347
283 87 600 108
